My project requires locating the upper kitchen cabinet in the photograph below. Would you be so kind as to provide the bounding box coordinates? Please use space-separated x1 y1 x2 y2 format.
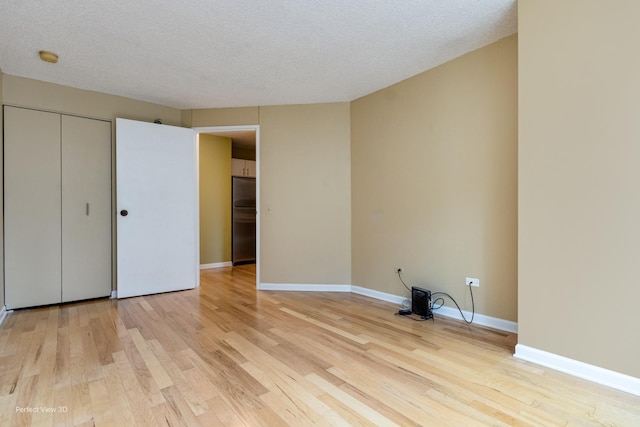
231 158 256 177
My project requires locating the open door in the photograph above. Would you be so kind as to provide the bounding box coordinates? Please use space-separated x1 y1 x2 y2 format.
116 118 198 298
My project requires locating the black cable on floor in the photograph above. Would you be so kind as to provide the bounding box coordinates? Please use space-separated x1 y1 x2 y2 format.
395 270 475 324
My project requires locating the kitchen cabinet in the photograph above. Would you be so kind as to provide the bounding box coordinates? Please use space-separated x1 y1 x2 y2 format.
4 106 112 309
231 158 256 177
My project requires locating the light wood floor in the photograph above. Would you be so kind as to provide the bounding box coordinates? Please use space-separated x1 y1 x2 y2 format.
1 265 638 426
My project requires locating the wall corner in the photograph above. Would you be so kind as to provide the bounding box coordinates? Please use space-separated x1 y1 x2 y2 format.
181 109 193 128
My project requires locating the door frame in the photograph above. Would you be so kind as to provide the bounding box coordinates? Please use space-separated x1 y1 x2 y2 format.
192 125 260 288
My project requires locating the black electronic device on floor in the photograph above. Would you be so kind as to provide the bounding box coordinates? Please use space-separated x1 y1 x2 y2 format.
411 287 433 319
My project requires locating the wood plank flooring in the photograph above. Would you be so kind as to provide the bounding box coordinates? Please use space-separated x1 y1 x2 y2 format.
1 265 638 426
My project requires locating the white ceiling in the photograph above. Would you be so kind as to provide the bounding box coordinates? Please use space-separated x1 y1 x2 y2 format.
0 1 517 110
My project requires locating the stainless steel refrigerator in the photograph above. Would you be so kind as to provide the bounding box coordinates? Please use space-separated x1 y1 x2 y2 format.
232 176 256 265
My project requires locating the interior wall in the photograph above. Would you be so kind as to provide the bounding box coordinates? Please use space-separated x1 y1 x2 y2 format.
181 109 192 128
191 107 260 127
351 35 518 321
199 134 232 265
232 146 256 161
188 103 352 286
519 0 640 378
2 75 182 295
259 103 351 285
3 75 181 125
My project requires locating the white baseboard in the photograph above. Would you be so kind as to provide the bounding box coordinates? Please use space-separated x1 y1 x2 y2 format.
255 283 638 395
200 262 233 270
351 286 406 305
258 283 351 292
352 285 516 333
110 290 117 299
0 306 8 325
514 344 640 397
433 305 518 333
258 283 516 333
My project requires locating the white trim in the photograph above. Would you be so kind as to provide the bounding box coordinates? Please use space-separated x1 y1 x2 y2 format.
194 132 201 288
192 125 260 133
433 305 518 333
351 286 406 305
0 306 9 325
351 285 517 333
514 344 640 397
193 125 261 289
258 283 351 292
110 290 117 299
200 262 232 270
258 283 517 333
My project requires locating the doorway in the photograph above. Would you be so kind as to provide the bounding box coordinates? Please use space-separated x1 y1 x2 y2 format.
194 125 260 288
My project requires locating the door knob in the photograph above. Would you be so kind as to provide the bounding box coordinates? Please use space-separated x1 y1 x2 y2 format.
120 209 128 217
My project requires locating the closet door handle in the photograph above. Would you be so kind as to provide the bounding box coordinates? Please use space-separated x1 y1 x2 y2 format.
86 203 90 216
120 209 128 217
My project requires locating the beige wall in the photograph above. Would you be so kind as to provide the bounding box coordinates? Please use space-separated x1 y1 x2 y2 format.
519 0 640 377
190 107 260 127
189 103 352 285
3 75 181 125
2 75 182 295
199 135 232 265
260 104 351 284
351 36 518 320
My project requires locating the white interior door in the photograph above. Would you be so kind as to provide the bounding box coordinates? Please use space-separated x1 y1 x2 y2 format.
116 118 198 298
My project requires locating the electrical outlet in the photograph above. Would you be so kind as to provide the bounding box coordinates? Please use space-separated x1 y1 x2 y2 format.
395 267 404 274
466 277 479 287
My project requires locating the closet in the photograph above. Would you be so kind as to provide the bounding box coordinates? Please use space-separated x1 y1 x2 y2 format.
4 106 112 309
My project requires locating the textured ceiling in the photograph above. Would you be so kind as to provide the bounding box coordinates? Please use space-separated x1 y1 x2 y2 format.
0 1 517 110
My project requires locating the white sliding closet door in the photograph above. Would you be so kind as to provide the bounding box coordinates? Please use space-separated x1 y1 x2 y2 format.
4 106 112 309
4 107 62 309
61 115 112 302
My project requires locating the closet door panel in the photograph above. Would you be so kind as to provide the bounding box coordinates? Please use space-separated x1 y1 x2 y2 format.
4 106 62 309
61 115 112 302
